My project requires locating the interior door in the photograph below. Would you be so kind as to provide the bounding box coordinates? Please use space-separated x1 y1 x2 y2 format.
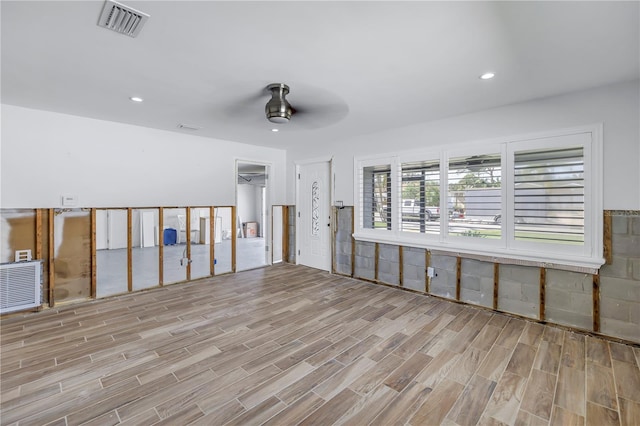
297 161 331 271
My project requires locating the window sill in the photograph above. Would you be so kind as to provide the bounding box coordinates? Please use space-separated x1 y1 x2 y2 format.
352 231 604 274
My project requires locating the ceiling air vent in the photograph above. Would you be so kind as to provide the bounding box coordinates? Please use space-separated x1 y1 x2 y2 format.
98 0 149 38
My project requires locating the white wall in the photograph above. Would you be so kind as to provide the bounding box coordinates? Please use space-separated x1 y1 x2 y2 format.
287 80 640 210
0 105 287 208
237 184 258 223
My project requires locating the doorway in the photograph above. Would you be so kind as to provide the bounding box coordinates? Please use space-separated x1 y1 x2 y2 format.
296 160 332 271
236 161 270 271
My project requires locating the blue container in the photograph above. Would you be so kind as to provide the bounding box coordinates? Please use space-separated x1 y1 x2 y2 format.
163 228 177 245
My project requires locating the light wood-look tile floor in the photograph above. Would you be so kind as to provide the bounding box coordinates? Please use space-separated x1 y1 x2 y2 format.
1 264 639 425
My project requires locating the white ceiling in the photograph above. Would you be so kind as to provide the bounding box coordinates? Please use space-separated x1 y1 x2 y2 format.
2 1 638 150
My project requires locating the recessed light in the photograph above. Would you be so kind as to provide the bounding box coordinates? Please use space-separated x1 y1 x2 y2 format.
129 96 144 102
271 128 279 132
479 72 495 80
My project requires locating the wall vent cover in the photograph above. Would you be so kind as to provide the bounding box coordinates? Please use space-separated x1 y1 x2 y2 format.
98 0 149 38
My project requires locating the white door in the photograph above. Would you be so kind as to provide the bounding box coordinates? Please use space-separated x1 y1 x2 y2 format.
297 161 331 271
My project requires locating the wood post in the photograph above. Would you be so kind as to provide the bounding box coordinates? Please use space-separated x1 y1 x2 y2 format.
158 207 164 286
539 267 546 321
127 208 133 292
493 263 499 310
210 206 215 276
398 246 403 287
48 208 55 307
90 209 97 299
186 207 191 281
593 273 601 332
456 256 462 301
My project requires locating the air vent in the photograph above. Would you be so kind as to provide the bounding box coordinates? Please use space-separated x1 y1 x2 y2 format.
98 0 149 38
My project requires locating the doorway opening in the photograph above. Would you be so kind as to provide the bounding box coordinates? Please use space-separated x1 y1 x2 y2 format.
236 161 270 271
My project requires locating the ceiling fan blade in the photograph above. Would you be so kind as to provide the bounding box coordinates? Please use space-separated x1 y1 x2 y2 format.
291 102 349 129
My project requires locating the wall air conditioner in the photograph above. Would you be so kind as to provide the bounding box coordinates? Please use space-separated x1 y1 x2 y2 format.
0 261 43 314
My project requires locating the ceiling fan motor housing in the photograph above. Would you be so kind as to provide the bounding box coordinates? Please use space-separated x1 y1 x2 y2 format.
266 83 292 123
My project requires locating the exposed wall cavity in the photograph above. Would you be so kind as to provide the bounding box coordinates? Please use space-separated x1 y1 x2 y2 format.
460 259 493 308
334 207 353 275
402 246 425 292
498 264 539 319
354 240 375 281
378 243 399 285
430 254 457 299
546 269 593 330
599 213 640 342
54 210 91 302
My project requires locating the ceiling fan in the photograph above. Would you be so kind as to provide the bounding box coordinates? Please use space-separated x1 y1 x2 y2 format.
225 82 349 129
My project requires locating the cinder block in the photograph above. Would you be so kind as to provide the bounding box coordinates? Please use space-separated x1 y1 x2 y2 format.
632 259 640 281
431 254 457 271
546 288 571 307
601 318 640 343
600 276 640 302
632 216 640 236
498 298 537 319
461 275 481 291
462 259 493 277
545 308 591 331
612 235 640 257
379 244 399 261
500 264 539 286
612 216 629 234
601 298 630 322
404 247 425 266
570 292 592 313
546 270 591 291
600 257 631 279
522 283 540 303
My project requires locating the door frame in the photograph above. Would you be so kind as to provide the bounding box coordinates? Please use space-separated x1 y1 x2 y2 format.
295 157 333 271
235 158 273 268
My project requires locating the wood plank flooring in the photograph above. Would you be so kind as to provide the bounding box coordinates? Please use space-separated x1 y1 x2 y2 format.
1 263 639 425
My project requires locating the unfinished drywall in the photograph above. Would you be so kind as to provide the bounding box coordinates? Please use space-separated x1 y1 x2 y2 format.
402 246 426 292
378 243 400 285
429 254 457 299
599 212 640 342
545 269 593 331
460 258 493 308
334 207 353 275
354 240 376 281
498 264 539 319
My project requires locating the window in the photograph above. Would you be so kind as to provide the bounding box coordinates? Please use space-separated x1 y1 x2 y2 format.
400 160 440 235
513 147 584 245
354 126 602 270
361 164 391 231
447 153 501 239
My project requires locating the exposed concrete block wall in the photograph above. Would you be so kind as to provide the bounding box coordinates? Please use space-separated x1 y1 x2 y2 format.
402 247 426 291
546 270 592 330
378 244 400 285
334 207 353 275
498 264 539 319
430 254 457 299
354 240 376 281
460 259 493 308
599 213 640 342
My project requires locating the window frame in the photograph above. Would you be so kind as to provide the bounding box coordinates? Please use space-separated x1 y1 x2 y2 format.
353 125 604 271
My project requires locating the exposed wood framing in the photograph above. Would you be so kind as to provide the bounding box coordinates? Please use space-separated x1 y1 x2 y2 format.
539 267 546 321
603 214 613 264
425 250 431 293
35 209 42 260
210 206 215 276
158 207 164 286
398 246 404 287
350 207 355 277
231 206 237 273
455 256 462 301
593 273 601 332
374 243 380 282
331 206 337 274
90 209 97 299
127 208 133 292
186 207 191 281
283 206 289 263
493 263 499 310
48 208 55 307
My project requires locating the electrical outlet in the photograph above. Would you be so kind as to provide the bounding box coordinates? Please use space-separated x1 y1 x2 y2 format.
427 267 435 278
